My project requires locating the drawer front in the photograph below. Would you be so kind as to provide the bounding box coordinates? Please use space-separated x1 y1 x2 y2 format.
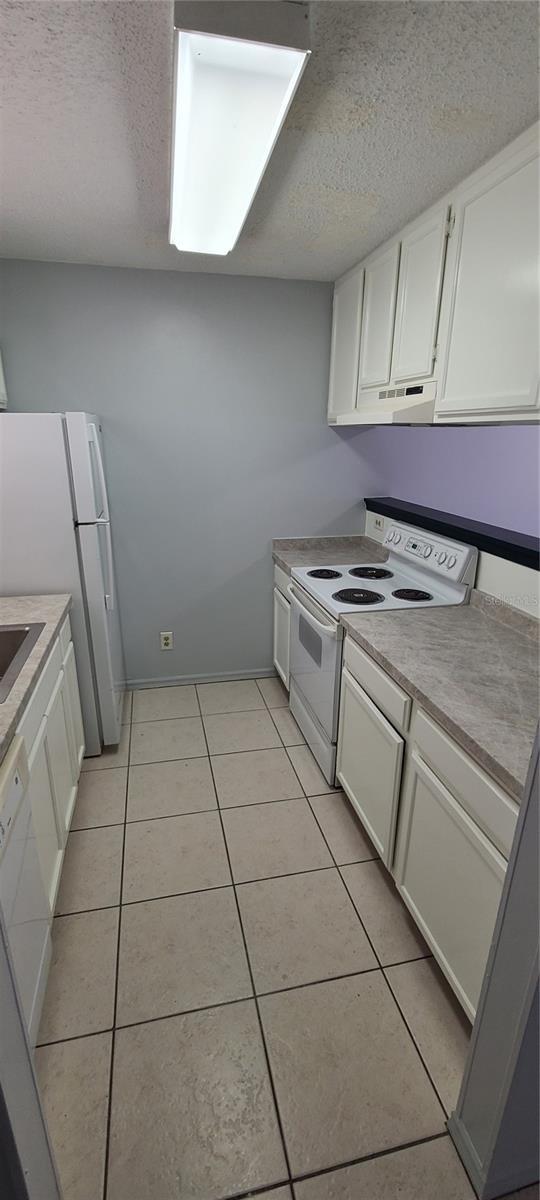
16 639 62 755
337 666 404 866
274 564 290 598
344 636 410 734
412 709 518 858
394 749 506 1019
59 615 72 658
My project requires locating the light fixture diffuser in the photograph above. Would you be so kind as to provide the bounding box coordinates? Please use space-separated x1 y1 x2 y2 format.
169 29 309 255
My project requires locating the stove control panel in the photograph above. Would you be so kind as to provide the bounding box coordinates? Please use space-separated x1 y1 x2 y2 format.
383 524 477 584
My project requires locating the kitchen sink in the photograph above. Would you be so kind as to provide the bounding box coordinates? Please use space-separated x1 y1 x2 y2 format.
0 623 45 703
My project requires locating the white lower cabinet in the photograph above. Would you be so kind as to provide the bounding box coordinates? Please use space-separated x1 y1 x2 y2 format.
393 749 506 1020
44 670 77 845
27 721 63 915
273 585 290 690
62 641 85 785
336 666 404 867
18 615 84 913
336 634 513 1020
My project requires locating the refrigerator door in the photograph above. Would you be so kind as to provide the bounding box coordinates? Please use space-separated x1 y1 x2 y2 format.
65 411 108 523
77 522 124 745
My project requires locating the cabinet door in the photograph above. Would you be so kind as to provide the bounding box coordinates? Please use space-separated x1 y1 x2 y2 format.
63 641 85 780
27 720 63 915
2 784 51 1042
358 242 400 391
273 587 290 690
336 667 403 866
394 750 506 1019
327 265 364 419
437 140 539 420
44 672 76 845
391 206 449 382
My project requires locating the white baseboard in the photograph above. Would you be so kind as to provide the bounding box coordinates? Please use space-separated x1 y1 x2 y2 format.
126 667 277 689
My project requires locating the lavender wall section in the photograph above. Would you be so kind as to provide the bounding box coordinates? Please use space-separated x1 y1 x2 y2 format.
360 424 540 537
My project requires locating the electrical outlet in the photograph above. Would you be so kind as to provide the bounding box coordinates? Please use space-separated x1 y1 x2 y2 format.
365 512 385 542
160 631 173 651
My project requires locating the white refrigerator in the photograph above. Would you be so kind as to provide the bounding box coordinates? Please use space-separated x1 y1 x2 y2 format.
0 411 125 755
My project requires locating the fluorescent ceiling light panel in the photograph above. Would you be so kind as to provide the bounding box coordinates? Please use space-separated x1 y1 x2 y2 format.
169 30 309 255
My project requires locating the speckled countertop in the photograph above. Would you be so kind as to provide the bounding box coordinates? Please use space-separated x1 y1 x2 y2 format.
342 591 538 804
0 595 72 767
273 535 388 574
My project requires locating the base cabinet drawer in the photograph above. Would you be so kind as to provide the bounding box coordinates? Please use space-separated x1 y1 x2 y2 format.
337 666 404 866
344 636 410 734
394 749 506 1019
273 587 290 691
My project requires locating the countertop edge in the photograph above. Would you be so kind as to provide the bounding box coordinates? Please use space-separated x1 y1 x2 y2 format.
0 595 72 767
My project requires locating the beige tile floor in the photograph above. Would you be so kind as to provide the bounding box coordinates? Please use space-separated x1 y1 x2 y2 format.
34 677 535 1200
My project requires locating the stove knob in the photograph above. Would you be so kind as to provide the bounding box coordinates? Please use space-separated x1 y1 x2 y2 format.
437 551 447 565
447 554 457 569
393 532 401 544
423 545 432 558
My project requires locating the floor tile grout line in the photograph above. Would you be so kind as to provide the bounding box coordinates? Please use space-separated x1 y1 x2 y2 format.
288 1130 451 1194
84 747 343 774
224 1178 291 1200
37 967 383 1049
101 701 133 1200
38 965 385 1049
196 686 295 1187
54 855 409 918
305 795 450 1122
285 745 339 801
35 949 439 1051
130 704 289 724
71 791 356 831
381 967 455 1120
334 859 450 1122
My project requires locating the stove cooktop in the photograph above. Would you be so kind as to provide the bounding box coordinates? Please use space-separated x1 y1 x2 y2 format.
291 523 478 619
292 563 450 616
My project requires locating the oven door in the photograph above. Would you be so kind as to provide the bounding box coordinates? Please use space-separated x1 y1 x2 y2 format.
288 583 342 742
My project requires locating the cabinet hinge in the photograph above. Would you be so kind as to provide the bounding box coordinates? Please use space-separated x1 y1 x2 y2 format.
446 211 456 238
432 343 439 364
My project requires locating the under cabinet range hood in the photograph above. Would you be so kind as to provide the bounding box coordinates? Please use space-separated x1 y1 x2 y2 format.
329 382 437 425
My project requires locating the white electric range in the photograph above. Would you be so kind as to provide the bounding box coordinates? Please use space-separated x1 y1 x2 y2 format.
287 522 478 783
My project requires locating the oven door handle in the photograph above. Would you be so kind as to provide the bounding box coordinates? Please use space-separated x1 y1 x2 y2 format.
287 584 339 638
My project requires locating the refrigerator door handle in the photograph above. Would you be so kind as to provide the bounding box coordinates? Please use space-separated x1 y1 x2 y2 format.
88 422 110 521
96 518 115 612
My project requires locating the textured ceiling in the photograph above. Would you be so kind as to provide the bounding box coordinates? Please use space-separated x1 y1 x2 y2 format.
0 0 538 281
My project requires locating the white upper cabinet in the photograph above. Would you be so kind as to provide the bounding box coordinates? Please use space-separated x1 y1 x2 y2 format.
436 127 539 422
358 242 400 391
327 122 538 426
327 264 364 420
391 205 449 383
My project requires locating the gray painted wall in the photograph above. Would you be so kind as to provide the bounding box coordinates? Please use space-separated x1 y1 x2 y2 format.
0 260 384 683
